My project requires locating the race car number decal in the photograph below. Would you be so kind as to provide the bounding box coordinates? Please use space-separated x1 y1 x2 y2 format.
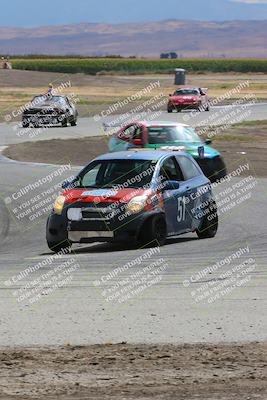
81 189 118 197
177 197 186 222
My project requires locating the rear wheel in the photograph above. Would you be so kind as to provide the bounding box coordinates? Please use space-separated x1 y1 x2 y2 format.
70 118 77 126
196 202 218 239
62 118 68 127
167 107 173 113
205 103 210 112
139 215 167 247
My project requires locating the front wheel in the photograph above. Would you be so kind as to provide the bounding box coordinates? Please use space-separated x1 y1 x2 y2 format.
22 120 29 128
47 239 71 253
196 202 218 239
139 215 167 247
70 118 77 126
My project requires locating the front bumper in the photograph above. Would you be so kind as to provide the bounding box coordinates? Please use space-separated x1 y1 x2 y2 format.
46 203 161 244
22 113 66 125
169 102 200 110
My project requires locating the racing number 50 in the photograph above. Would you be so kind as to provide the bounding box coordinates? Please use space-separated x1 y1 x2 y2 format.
177 197 186 222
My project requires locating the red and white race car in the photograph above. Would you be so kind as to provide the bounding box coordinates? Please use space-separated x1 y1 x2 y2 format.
167 87 210 113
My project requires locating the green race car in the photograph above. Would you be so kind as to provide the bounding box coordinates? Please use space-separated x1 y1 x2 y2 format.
108 121 227 182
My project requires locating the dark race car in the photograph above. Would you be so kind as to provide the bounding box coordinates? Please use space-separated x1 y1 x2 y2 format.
46 150 218 252
22 95 78 128
108 121 227 182
168 87 210 113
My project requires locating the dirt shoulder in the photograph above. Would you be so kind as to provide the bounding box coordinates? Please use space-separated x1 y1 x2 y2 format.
0 342 266 400
3 129 267 178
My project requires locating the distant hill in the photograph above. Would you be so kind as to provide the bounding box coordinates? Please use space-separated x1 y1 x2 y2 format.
0 20 267 58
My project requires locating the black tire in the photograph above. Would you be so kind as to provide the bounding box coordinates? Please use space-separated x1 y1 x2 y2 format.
22 120 29 128
139 215 167 247
62 119 68 127
209 169 227 183
47 239 71 253
196 202 218 239
205 104 210 112
167 108 173 113
176 108 181 113
70 118 77 126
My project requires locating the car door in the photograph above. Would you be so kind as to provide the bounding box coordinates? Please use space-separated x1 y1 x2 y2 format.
159 156 192 236
176 154 208 231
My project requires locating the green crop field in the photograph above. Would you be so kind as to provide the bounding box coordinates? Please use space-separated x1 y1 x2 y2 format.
11 58 267 75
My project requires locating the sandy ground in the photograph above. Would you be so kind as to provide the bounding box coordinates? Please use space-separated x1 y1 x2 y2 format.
0 342 267 400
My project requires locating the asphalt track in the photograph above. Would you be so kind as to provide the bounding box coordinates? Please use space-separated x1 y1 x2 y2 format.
0 105 266 346
0 101 266 145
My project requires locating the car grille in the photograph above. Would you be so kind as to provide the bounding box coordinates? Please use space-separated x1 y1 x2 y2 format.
67 202 117 221
25 108 58 115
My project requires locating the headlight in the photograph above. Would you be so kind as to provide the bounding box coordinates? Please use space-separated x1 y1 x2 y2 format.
53 195 66 215
126 195 148 214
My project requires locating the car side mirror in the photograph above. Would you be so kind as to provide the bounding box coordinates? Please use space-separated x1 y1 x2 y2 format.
205 139 212 145
62 179 77 189
162 180 180 191
62 180 71 189
132 138 142 146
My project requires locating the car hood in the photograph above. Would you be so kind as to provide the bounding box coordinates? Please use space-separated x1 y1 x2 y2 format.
63 188 150 205
145 143 220 158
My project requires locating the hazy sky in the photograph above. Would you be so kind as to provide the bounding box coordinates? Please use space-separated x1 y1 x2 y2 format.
1 0 267 26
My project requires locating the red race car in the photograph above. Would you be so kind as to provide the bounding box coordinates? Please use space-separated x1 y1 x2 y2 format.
168 87 210 113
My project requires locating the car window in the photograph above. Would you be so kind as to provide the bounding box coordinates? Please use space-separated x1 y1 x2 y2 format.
148 126 201 144
66 97 72 107
177 156 201 180
159 157 184 182
78 160 155 189
118 125 136 141
31 95 67 107
80 163 103 188
174 89 199 96
132 126 143 140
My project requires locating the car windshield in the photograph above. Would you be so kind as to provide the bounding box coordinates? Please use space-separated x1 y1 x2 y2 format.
148 126 202 145
31 96 67 107
76 159 156 189
174 89 199 96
